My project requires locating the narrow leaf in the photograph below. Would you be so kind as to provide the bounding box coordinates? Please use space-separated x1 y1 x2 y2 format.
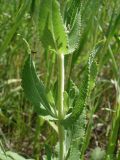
62 48 98 127
68 12 81 53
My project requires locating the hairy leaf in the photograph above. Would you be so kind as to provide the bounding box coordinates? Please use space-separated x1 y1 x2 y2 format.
68 12 81 53
68 110 86 160
62 48 98 127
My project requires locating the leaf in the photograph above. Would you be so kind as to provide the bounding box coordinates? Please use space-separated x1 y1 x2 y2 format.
0 149 11 160
62 47 98 128
38 0 55 50
0 0 31 56
7 151 34 160
41 18 56 50
6 151 26 160
22 54 54 117
50 0 68 54
39 0 68 54
68 12 81 53
68 110 86 160
69 0 101 70
0 147 34 160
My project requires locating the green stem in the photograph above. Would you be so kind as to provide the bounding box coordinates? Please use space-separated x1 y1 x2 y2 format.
57 54 65 160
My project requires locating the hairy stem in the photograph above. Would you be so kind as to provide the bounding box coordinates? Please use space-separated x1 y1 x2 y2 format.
57 54 65 160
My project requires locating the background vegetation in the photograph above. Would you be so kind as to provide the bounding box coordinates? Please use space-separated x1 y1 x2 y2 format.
0 0 120 159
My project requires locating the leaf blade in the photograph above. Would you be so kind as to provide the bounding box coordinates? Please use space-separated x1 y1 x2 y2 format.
62 47 98 127
22 54 53 116
39 0 68 54
51 0 68 54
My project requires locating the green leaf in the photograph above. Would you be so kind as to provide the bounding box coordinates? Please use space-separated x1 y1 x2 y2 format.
68 110 86 160
68 12 81 53
39 0 68 54
38 0 55 50
22 54 54 117
69 0 101 70
0 150 11 160
7 151 34 160
6 152 26 160
62 47 98 127
50 0 68 54
0 147 34 160
0 0 31 56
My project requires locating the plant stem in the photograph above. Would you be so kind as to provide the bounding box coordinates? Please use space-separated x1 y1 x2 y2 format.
57 53 65 160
